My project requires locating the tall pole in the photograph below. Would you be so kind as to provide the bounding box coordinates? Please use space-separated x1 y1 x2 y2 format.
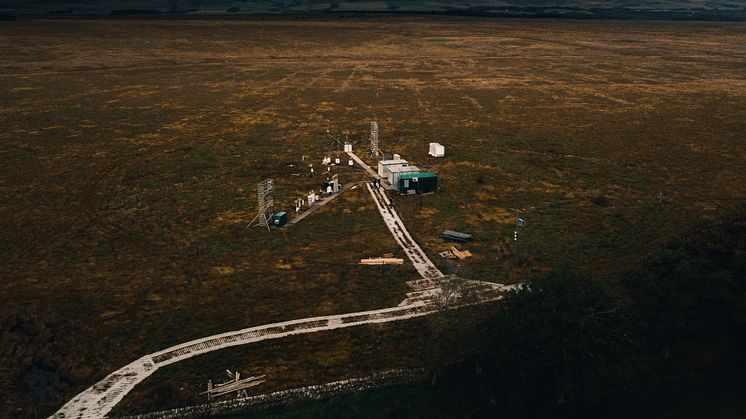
509 208 525 259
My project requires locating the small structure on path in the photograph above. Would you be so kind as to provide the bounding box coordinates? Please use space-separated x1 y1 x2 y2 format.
322 174 340 195
201 370 266 401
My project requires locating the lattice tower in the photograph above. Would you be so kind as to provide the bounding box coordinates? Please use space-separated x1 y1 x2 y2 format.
252 179 274 230
369 121 381 158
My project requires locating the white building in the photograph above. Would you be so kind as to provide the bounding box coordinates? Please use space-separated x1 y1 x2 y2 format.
386 165 420 185
429 143 445 157
377 159 408 178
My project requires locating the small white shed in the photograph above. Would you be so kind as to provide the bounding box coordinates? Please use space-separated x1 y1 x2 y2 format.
429 143 445 157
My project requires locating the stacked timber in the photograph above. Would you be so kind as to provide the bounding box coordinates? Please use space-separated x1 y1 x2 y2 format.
450 247 472 260
359 258 405 265
438 246 472 260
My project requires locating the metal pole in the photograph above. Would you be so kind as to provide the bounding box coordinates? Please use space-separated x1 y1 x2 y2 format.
417 179 422 210
509 208 525 260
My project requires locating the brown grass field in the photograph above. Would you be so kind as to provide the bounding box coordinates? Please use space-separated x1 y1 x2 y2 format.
1 16 745 417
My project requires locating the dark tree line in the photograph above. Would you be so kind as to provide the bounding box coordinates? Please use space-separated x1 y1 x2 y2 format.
425 210 746 417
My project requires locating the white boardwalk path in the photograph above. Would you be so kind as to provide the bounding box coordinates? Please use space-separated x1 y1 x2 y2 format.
51 152 514 419
346 151 378 179
51 305 432 418
365 182 442 281
346 151 394 190
364 180 514 307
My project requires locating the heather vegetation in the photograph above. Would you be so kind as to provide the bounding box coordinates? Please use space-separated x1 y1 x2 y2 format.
1 16 744 417
235 212 746 418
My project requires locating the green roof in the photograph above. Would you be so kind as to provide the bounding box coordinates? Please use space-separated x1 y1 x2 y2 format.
399 172 437 181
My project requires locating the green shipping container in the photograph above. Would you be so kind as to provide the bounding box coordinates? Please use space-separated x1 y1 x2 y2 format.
272 211 288 227
398 172 438 195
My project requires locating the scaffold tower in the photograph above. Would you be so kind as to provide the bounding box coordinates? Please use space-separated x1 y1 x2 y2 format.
369 121 382 158
249 179 274 231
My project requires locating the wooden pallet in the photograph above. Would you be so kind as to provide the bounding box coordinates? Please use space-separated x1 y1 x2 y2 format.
439 246 472 260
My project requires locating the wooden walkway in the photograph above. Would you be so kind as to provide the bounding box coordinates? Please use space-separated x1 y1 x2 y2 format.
49 150 519 419
346 151 394 190
284 149 393 228
50 304 433 419
283 181 363 227
365 182 443 281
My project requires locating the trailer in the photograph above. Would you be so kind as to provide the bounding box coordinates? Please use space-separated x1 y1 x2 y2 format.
387 165 420 186
272 212 288 227
441 230 473 242
398 172 437 195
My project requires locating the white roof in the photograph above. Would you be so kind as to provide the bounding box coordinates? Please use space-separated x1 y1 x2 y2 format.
378 159 408 166
387 165 420 174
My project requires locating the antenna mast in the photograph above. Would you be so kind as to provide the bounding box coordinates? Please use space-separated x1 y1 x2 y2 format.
248 179 274 231
369 120 382 158
509 208 526 258
326 119 344 151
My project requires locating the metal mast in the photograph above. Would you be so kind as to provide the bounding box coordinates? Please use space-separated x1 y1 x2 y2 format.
509 208 526 257
369 121 381 158
326 119 343 151
248 179 274 231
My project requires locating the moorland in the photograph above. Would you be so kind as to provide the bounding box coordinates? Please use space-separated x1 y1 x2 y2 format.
1 16 745 417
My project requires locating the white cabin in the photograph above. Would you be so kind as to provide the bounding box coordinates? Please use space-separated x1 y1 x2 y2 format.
377 159 408 177
386 165 420 185
429 143 445 157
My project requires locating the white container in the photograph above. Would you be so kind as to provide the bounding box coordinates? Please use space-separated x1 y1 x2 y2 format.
393 153 401 160
377 159 408 177
387 165 420 185
429 143 445 157
343 143 352 152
